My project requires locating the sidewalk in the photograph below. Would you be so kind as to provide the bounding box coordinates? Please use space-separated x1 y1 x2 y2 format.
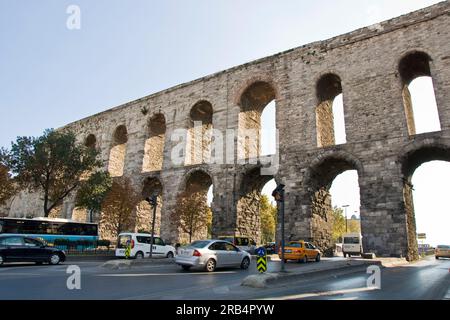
242 256 409 288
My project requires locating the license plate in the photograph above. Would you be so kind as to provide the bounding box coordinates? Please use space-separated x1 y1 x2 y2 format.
285 249 292 253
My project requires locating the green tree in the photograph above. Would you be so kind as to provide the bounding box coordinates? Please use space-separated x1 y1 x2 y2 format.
171 191 211 243
75 171 112 222
2 129 101 216
0 163 16 206
100 177 139 240
332 207 346 242
260 195 277 244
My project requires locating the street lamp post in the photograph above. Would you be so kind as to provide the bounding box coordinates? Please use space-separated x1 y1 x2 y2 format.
342 205 350 233
146 194 158 259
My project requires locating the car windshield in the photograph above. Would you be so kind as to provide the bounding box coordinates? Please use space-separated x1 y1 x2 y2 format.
287 242 302 248
437 245 450 249
344 237 360 244
189 241 211 249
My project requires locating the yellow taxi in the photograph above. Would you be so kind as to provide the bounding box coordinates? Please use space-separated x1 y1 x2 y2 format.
278 241 321 263
435 245 450 259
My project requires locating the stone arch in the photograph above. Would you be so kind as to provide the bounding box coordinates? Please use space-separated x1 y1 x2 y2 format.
304 152 363 254
186 101 213 165
84 134 97 149
315 73 346 147
175 169 214 243
236 166 275 244
108 125 128 177
143 113 166 172
238 81 278 160
398 140 450 260
135 176 164 235
398 51 441 135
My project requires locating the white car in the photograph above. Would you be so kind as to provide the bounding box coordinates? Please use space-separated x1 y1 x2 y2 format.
342 233 363 257
175 239 252 272
115 233 175 259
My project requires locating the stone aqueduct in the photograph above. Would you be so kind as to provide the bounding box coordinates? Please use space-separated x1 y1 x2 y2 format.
5 2 450 260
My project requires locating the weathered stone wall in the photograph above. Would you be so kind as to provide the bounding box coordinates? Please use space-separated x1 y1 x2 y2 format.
6 2 450 259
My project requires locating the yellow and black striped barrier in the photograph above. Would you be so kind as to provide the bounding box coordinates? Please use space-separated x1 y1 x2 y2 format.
256 247 267 273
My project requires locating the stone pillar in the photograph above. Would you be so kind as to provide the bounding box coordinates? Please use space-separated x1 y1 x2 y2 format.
358 162 411 259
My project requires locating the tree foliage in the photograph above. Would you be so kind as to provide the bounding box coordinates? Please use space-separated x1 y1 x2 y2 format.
332 207 346 242
75 171 112 219
100 177 138 240
0 162 16 206
2 129 102 216
260 195 277 243
332 206 361 242
171 191 211 243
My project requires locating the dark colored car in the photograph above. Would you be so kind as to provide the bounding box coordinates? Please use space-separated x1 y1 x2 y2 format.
0 235 66 266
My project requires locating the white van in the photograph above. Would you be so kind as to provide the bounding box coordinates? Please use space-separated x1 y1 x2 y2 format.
115 233 176 259
342 233 363 257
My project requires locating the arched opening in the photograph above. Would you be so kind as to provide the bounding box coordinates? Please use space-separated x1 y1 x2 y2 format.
85 134 97 150
186 101 213 166
143 114 166 172
401 145 450 260
174 170 213 243
316 74 347 147
238 82 277 160
236 168 274 244
399 52 441 135
306 156 360 255
329 170 361 244
108 125 128 177
135 177 163 235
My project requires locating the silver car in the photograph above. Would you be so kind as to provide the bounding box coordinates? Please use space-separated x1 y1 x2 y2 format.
175 240 252 272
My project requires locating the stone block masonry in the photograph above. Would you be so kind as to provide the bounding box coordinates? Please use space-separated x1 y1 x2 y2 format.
5 2 450 260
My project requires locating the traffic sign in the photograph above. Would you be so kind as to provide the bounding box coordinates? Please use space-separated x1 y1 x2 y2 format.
417 233 426 239
256 247 267 273
257 256 267 273
256 247 266 257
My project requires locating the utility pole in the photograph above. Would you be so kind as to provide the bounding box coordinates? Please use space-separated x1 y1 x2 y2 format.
343 205 350 233
146 194 158 259
272 184 286 273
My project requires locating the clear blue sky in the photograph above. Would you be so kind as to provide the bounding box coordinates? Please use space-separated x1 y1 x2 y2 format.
1 0 448 245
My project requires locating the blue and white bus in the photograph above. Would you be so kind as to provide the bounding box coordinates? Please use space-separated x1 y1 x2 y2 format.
0 217 99 246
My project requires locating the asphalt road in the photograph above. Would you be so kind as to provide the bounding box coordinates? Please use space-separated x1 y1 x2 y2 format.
0 256 448 300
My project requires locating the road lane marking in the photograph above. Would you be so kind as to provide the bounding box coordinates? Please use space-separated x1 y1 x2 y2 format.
97 271 238 277
259 286 379 300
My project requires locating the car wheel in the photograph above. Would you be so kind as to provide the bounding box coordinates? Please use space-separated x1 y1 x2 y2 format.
241 257 250 270
343 252 347 258
182 265 191 271
135 252 144 259
315 254 321 262
36 262 43 265
49 254 61 265
205 259 216 272
302 255 308 263
0 255 3 266
167 252 174 259
435 256 439 260
284 259 288 264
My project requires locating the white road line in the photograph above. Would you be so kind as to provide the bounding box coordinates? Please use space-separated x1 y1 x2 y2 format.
260 286 379 300
97 271 238 277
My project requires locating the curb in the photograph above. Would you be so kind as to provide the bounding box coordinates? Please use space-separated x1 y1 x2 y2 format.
66 255 116 262
100 257 175 269
241 260 382 289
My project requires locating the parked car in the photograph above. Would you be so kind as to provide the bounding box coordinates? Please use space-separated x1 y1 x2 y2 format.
0 235 66 266
115 233 176 259
175 239 251 272
435 245 450 259
217 236 256 254
278 240 321 263
342 233 363 257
